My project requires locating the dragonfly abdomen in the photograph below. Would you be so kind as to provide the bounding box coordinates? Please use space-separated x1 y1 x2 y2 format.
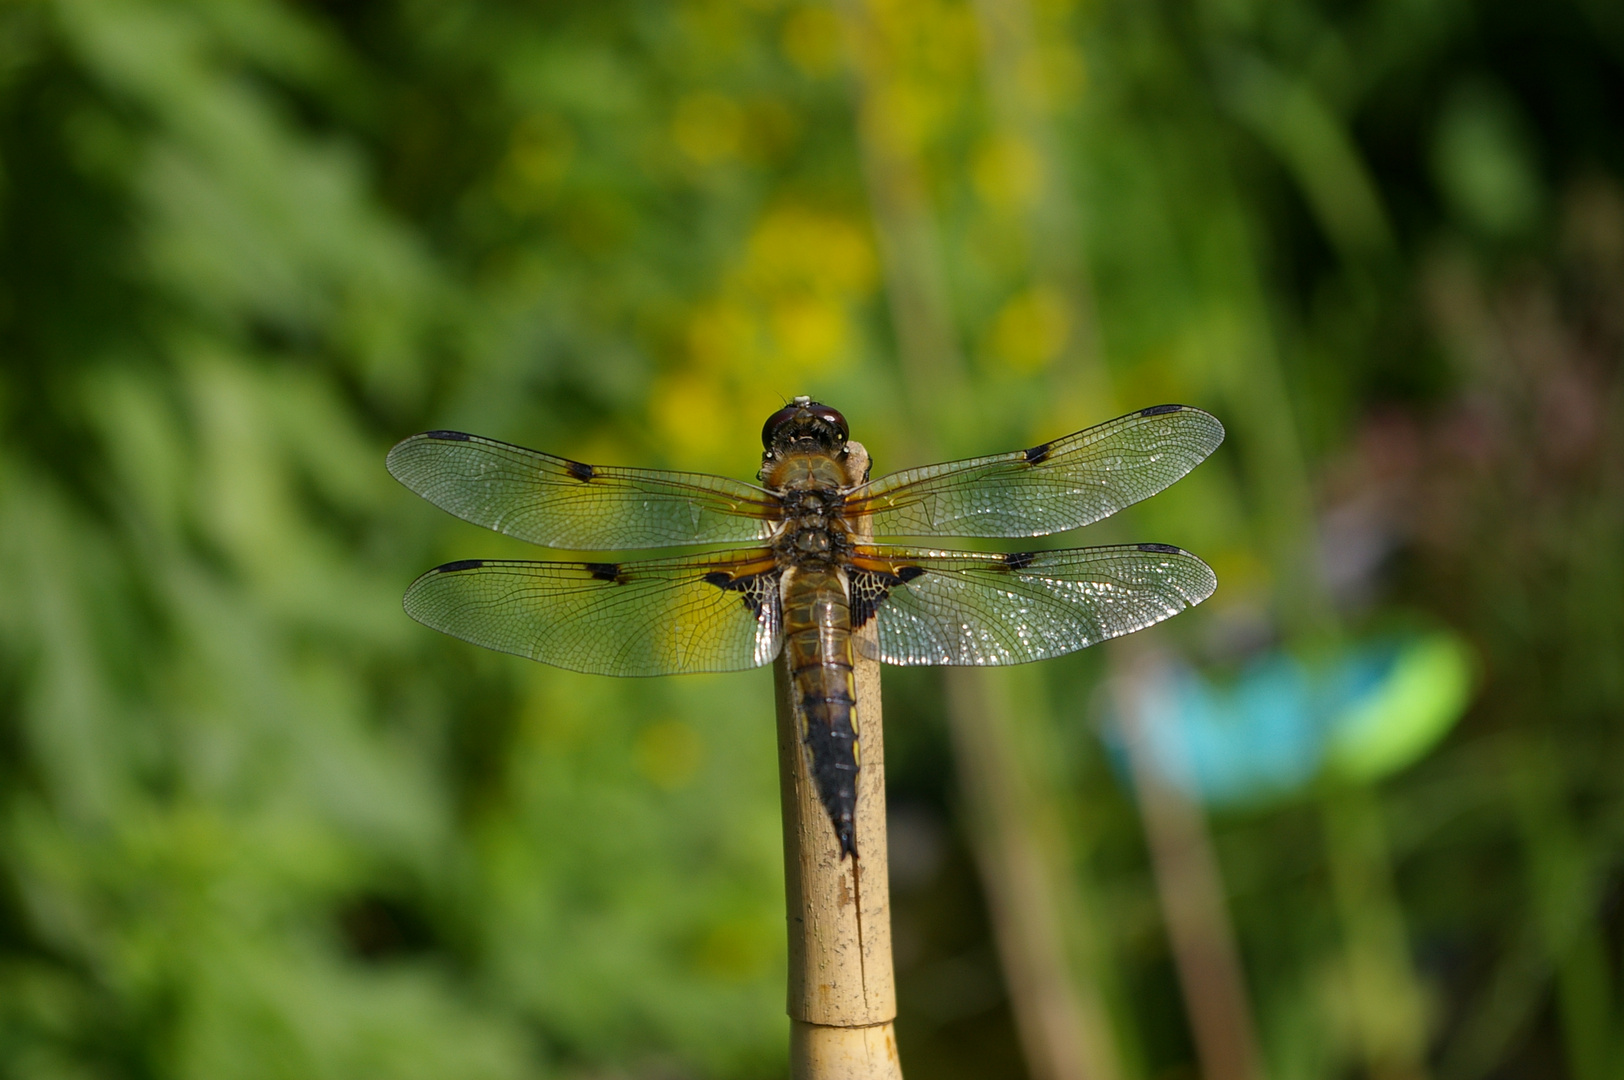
782 567 860 858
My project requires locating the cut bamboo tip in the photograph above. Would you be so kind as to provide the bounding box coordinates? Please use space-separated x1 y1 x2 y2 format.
775 440 903 1079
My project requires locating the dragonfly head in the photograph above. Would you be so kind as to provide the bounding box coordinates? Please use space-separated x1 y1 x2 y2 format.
761 397 849 454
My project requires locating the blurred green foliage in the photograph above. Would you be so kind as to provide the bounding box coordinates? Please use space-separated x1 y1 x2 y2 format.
0 1 1621 1078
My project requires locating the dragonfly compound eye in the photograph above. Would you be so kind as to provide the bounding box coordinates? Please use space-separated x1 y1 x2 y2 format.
762 404 802 448
810 405 849 442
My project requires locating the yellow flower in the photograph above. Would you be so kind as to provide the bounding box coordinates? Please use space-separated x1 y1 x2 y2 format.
989 286 1070 371
673 91 745 163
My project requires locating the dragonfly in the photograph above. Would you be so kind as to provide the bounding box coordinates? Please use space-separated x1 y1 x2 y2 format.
388 399 1223 858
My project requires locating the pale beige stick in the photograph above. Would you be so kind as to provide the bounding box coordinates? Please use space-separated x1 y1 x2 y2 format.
832 6 1129 1076
776 440 902 1080
968 0 1109 409
1115 648 1263 1080
945 667 1125 1080
831 0 966 416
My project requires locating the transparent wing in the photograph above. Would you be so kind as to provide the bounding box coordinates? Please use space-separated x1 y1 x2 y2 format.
403 550 782 676
848 543 1216 666
845 405 1223 539
388 430 780 551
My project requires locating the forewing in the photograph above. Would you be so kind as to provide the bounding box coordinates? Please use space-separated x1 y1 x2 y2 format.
849 544 1216 666
388 431 779 550
403 551 782 676
845 405 1223 538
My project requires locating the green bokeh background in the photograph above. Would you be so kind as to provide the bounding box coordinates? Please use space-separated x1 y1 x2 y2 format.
2 1 1621 1077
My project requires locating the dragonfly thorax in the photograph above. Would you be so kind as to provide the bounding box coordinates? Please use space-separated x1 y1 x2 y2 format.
793 528 836 556
774 500 853 568
768 455 854 570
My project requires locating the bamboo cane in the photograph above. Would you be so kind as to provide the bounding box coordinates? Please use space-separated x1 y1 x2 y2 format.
832 4 1130 1075
776 440 903 1080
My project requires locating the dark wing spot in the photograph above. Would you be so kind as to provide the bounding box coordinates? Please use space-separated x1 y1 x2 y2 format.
704 568 777 618
1003 551 1036 570
1022 441 1052 464
422 430 472 441
736 576 773 618
566 459 595 482
1137 542 1182 554
1139 403 1183 417
849 570 890 628
435 559 484 573
850 565 926 627
585 562 622 582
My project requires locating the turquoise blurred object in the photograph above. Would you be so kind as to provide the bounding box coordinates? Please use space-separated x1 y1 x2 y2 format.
1114 630 1474 806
